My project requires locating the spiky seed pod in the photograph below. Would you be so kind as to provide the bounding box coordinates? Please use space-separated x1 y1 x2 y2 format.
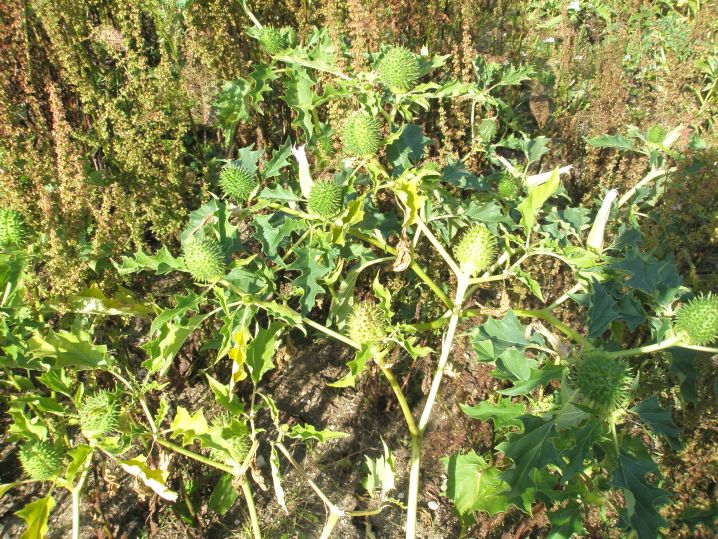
0 209 27 247
210 435 251 465
307 180 343 218
674 294 718 346
347 301 388 347
343 112 382 157
18 440 63 481
219 164 258 203
79 391 119 439
646 125 666 145
497 173 522 200
257 25 296 54
575 352 633 413
257 25 285 54
453 225 498 277
377 46 421 93
182 237 226 282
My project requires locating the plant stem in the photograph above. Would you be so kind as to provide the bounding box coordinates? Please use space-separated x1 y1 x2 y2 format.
347 229 452 308
303 317 360 350
378 363 418 437
240 475 262 539
154 437 237 475
406 274 469 539
618 168 668 207
71 467 90 539
603 336 680 358
415 218 462 278
319 507 343 539
513 308 587 346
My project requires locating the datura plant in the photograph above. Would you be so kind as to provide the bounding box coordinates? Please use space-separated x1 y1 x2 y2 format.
1 7 716 539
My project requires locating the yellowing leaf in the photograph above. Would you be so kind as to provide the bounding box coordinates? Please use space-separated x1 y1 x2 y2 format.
229 327 250 386
16 495 55 539
169 407 209 444
120 455 178 502
393 172 426 227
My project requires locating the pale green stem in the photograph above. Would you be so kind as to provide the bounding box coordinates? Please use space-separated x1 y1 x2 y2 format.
678 343 718 354
275 442 342 513
603 336 681 358
618 168 668 207
110 371 158 435
71 467 90 539
154 437 237 475
406 274 469 539
240 475 262 539
319 508 344 539
378 362 418 437
513 308 587 346
415 218 462 278
303 317 360 349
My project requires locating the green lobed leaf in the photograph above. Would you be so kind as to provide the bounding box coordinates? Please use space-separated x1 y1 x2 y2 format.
54 284 152 317
113 246 183 276
611 449 670 538
287 247 332 314
288 423 348 443
142 312 211 376
586 278 618 338
631 396 681 450
585 133 635 150
459 398 525 430
443 451 511 524
498 416 561 511
246 322 281 384
546 501 586 539
27 329 109 370
469 310 545 362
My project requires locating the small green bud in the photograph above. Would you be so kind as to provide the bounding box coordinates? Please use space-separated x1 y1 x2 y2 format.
257 25 295 55
0 209 27 247
79 391 119 439
182 236 226 282
343 112 382 157
18 440 63 481
646 125 666 145
347 301 388 346
219 164 258 203
497 173 522 200
377 46 421 93
674 293 718 346
307 180 343 218
575 351 633 413
453 225 498 276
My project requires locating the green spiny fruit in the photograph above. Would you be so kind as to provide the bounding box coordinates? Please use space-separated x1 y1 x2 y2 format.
182 236 226 282
210 435 251 465
497 173 522 200
347 301 388 346
646 125 666 145
219 164 258 203
307 180 343 218
343 112 382 157
0 209 26 247
18 440 63 481
79 391 119 439
674 293 718 346
575 352 633 412
257 25 296 55
377 46 421 93
453 225 498 276
477 118 497 143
